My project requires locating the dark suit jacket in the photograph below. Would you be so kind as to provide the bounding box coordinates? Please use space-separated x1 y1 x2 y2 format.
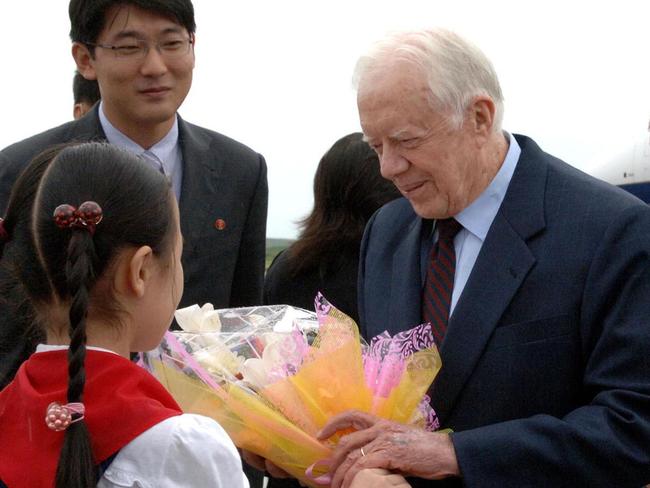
0 106 267 311
359 135 650 487
263 248 361 324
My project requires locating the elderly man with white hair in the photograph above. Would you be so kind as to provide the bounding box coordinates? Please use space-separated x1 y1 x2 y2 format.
315 28 650 488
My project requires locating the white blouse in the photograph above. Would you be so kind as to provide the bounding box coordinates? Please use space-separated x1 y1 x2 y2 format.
97 414 249 488
34 346 247 488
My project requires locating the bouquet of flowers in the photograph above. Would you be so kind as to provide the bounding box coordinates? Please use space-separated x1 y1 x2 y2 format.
143 294 441 487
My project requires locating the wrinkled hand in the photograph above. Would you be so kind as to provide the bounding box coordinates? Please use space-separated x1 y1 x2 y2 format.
317 410 459 488
350 468 412 487
240 449 292 479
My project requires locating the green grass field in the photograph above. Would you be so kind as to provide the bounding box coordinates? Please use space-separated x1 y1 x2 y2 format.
265 238 293 270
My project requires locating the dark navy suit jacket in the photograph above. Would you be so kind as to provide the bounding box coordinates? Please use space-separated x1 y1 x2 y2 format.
359 135 650 487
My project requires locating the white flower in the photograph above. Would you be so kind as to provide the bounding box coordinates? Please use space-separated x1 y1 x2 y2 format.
194 344 245 379
239 330 309 388
175 303 222 333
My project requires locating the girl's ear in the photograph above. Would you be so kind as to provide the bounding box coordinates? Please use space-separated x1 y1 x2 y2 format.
113 246 154 298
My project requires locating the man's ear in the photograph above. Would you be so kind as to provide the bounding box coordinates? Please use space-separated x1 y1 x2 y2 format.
468 96 496 140
73 103 85 120
72 42 98 81
113 246 154 299
189 33 196 69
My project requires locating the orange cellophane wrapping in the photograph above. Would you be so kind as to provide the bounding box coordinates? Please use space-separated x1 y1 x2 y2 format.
148 304 441 487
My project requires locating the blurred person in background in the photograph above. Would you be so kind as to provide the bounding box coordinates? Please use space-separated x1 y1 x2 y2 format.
263 132 400 324
72 70 101 119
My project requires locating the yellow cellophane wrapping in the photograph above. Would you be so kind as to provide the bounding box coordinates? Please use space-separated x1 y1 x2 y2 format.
150 304 441 487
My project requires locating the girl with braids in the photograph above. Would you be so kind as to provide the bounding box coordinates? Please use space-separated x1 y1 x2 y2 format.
0 143 248 488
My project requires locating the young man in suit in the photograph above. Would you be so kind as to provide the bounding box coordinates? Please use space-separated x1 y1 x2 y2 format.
315 29 650 487
0 0 267 312
0 1 267 485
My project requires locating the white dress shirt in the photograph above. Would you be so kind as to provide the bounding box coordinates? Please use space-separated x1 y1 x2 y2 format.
98 102 184 200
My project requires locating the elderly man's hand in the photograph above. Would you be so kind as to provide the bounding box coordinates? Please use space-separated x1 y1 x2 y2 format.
317 410 459 488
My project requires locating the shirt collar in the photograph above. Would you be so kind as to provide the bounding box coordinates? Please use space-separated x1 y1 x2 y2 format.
36 343 119 355
98 101 179 173
455 132 521 241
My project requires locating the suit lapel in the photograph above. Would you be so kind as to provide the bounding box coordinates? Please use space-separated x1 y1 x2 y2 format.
177 118 221 246
431 135 548 424
387 217 426 336
70 105 106 141
432 214 535 423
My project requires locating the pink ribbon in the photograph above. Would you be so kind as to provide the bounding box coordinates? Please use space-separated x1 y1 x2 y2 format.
162 331 226 393
305 458 333 485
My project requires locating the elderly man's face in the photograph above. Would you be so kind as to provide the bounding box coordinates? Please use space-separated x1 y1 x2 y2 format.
358 63 485 219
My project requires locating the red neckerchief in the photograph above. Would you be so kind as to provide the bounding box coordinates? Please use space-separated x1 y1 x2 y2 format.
0 349 182 488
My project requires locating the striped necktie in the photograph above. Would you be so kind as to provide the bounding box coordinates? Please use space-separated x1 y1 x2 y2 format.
421 218 462 344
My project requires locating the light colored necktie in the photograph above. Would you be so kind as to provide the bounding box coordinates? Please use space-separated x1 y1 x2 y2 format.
140 150 165 175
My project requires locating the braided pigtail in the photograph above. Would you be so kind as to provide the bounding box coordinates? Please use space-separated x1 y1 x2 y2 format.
55 229 98 488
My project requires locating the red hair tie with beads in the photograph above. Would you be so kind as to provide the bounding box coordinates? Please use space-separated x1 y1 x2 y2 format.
53 201 103 235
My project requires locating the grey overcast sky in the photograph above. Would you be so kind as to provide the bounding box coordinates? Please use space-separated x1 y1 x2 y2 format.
1 0 649 238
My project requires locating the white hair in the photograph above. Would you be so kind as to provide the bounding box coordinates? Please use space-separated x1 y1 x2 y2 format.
354 29 504 132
